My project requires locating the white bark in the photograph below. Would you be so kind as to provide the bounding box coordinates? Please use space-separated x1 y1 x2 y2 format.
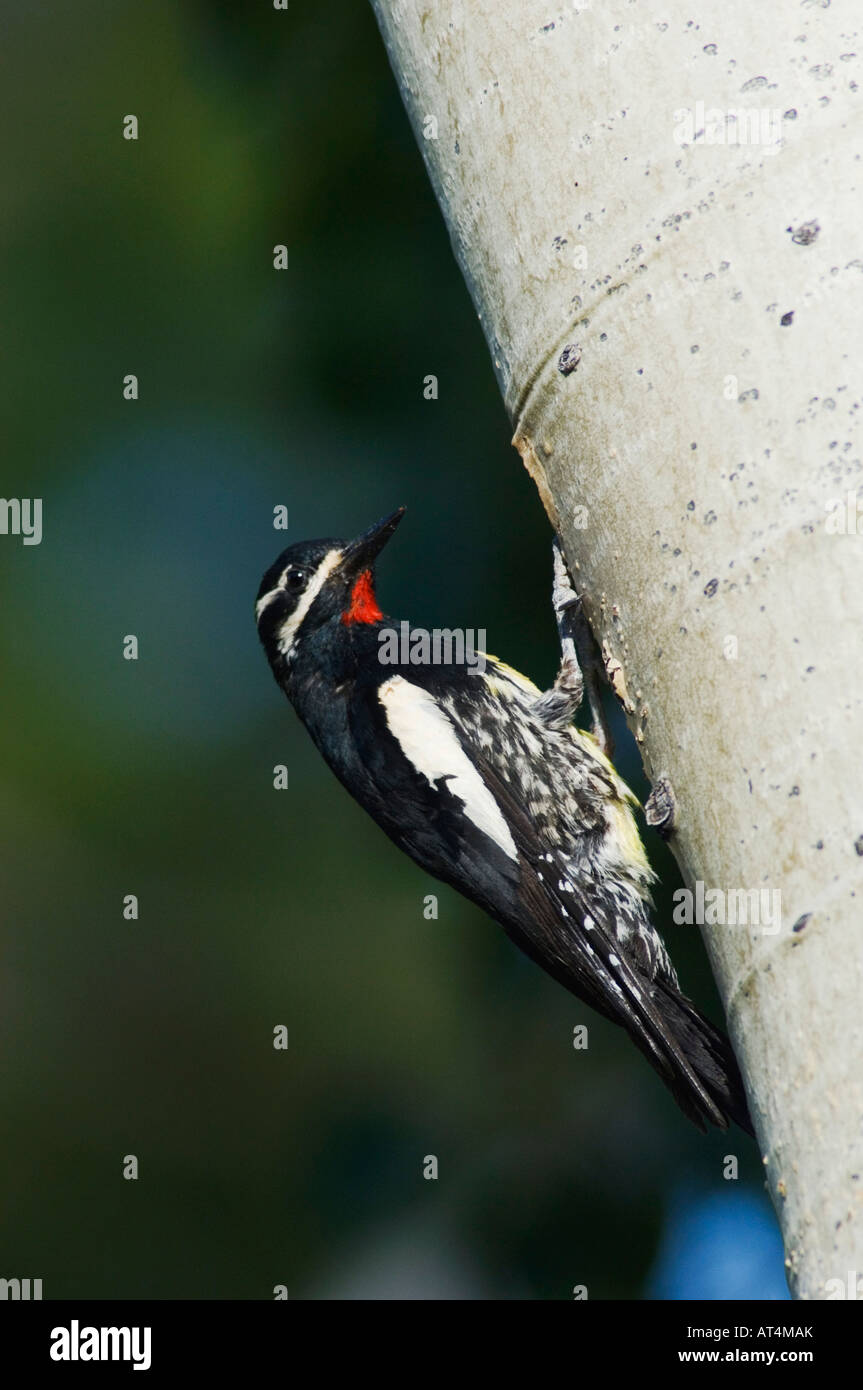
371 0 863 1299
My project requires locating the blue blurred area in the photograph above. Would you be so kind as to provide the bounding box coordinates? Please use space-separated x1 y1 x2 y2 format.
647 1188 789 1300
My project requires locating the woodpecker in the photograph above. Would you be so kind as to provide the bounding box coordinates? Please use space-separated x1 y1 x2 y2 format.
255 508 753 1135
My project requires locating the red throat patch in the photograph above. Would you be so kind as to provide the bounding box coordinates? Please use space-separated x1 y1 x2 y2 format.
342 569 383 625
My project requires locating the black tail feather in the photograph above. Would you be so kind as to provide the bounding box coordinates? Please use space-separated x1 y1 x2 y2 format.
648 979 755 1137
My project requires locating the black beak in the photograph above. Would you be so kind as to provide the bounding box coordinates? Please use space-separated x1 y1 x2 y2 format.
342 507 405 572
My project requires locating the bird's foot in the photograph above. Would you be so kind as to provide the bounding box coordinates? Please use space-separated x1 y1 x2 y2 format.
547 536 614 758
645 774 677 840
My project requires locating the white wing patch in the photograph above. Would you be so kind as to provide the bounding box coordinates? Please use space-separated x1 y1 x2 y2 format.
378 676 518 861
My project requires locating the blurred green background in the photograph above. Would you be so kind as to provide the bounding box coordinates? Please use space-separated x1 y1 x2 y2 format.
0 1 783 1298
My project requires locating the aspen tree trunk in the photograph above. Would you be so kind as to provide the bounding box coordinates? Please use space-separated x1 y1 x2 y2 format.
371 0 863 1299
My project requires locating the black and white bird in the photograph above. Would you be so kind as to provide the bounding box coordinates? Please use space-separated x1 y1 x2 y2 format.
255 508 753 1135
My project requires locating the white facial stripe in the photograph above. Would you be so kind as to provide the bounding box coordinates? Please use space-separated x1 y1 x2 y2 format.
378 675 518 861
276 548 343 659
255 587 284 622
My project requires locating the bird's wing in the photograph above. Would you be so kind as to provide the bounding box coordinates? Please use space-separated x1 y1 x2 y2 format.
368 663 730 1127
349 666 732 1129
342 663 741 1132
346 670 524 910
466 748 732 1129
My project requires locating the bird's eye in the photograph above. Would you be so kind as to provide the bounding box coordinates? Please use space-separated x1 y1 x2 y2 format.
284 567 308 593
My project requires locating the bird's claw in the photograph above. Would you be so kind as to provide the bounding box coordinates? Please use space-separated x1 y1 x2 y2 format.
550 534 614 759
551 538 581 621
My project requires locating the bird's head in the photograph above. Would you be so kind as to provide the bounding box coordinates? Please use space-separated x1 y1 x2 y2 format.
255 507 405 668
